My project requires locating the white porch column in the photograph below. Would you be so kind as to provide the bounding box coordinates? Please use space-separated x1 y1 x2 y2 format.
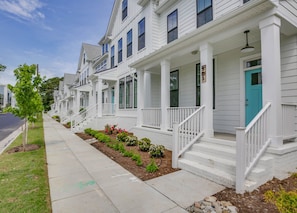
92 80 97 106
97 79 103 117
160 60 170 131
137 70 145 127
144 71 152 108
259 16 282 147
200 43 214 137
75 90 80 114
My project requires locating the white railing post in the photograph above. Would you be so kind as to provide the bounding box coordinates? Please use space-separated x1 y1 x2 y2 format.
172 122 179 168
236 127 246 194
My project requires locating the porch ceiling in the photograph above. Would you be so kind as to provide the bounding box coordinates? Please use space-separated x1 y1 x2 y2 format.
130 0 297 72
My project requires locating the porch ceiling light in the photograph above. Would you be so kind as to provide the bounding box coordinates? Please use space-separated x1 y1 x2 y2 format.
241 30 255 53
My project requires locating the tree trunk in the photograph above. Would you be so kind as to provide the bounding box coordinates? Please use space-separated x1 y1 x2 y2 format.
22 118 28 151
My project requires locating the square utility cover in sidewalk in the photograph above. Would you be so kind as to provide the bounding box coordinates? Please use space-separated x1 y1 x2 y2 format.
146 170 225 209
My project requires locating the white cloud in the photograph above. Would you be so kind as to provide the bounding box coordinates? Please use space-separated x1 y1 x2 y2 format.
0 0 44 21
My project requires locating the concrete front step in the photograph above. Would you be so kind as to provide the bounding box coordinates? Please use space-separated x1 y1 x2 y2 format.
178 158 235 188
179 137 274 191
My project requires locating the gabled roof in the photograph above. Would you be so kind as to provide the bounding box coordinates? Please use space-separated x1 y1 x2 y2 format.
64 73 76 85
99 0 120 44
77 43 101 72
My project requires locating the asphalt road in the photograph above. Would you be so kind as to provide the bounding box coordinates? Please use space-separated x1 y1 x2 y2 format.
0 113 24 141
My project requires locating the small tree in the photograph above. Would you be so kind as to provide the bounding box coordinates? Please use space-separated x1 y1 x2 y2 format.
6 64 43 150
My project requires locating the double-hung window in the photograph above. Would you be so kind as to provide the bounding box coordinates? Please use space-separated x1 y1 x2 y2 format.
122 0 128 20
127 29 133 57
119 78 125 109
138 18 145 50
111 45 115 68
167 10 178 43
126 75 133 108
118 38 123 63
170 70 179 107
197 0 213 28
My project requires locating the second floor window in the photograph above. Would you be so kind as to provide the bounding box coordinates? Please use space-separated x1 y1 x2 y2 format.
197 0 213 28
138 18 145 51
118 38 123 63
127 29 133 57
167 10 178 43
122 0 127 20
111 45 115 68
102 43 108 55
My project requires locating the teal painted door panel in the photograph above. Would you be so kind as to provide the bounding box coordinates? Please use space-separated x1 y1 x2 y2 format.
245 68 262 126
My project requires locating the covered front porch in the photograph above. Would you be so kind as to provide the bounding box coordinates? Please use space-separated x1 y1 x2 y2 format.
131 3 297 192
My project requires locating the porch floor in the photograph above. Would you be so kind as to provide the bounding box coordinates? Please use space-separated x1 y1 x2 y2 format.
214 132 236 141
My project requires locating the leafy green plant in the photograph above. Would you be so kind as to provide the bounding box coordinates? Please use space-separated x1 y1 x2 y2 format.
116 132 128 142
123 150 134 157
52 115 60 122
118 143 126 154
146 159 159 173
149 144 165 158
138 138 151 152
264 187 297 213
131 153 143 166
125 136 138 146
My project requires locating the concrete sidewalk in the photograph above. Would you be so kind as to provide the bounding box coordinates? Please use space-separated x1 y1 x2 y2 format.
44 114 224 213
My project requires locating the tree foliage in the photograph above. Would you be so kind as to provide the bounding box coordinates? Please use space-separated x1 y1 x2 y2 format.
0 64 6 72
5 64 44 148
40 77 62 112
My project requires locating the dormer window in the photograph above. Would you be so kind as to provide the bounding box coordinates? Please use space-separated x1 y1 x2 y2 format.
122 0 128 20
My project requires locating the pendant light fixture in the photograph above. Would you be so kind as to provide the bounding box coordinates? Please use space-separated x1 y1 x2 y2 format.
241 30 255 53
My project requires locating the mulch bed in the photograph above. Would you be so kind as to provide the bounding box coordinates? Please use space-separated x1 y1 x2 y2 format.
7 144 40 153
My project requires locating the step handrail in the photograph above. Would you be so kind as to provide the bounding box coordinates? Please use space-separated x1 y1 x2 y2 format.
236 102 272 193
172 105 205 168
71 104 98 132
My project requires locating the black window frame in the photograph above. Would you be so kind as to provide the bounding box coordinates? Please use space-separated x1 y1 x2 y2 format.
138 18 145 51
111 45 115 68
170 70 179 107
118 38 123 63
122 0 128 20
197 0 213 28
127 29 133 57
196 59 215 109
167 9 178 43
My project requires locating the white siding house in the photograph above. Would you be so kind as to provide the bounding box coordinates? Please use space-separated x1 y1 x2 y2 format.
54 0 297 193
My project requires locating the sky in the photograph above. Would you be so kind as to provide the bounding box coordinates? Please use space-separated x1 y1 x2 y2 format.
0 0 114 85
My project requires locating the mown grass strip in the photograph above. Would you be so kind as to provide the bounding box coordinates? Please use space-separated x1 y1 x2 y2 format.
0 115 51 213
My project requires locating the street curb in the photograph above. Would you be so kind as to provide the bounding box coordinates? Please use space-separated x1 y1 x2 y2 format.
0 124 25 155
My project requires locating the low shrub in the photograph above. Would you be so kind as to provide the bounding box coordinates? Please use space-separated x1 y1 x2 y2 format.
131 153 143 166
149 144 165 158
264 187 297 213
116 132 128 142
126 136 138 146
95 133 111 143
123 150 134 157
118 143 126 154
146 159 159 173
52 115 60 122
138 138 151 152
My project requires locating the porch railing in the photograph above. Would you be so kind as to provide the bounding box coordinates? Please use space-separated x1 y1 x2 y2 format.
282 103 297 140
71 104 98 132
168 107 200 130
142 108 161 129
103 103 116 116
172 105 205 168
236 102 272 193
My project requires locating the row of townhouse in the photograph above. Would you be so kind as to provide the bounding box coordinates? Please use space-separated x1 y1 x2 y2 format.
51 0 297 193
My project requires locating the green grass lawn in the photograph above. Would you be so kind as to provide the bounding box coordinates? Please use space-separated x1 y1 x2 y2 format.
0 115 51 213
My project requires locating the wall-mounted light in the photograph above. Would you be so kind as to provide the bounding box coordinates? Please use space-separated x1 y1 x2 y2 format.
241 30 255 53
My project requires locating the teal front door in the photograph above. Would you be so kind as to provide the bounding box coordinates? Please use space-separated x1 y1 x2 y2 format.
245 68 262 126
